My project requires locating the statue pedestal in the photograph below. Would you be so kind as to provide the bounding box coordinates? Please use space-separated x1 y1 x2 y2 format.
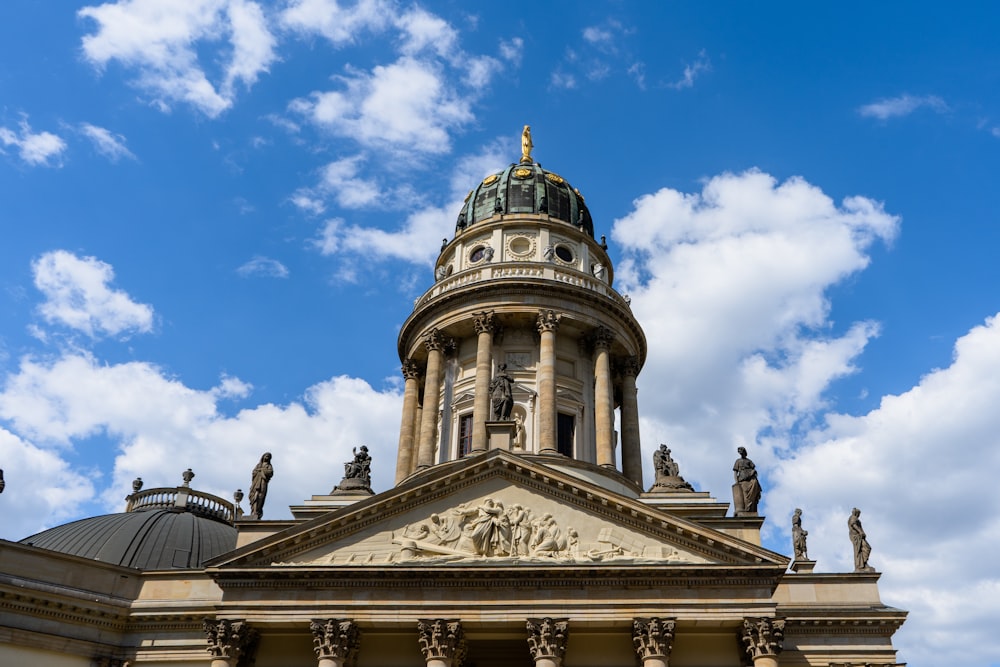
790 559 816 574
486 421 515 451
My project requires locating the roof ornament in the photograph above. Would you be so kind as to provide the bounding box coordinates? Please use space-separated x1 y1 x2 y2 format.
520 124 533 164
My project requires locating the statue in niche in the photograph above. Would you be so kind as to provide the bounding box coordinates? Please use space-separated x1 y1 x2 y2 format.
792 508 809 560
332 446 373 495
650 444 694 492
732 446 762 514
849 507 875 572
248 452 273 520
489 363 514 421
513 414 526 449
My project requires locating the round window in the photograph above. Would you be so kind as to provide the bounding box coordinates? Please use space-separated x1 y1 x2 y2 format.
509 236 532 255
470 246 486 263
554 244 574 263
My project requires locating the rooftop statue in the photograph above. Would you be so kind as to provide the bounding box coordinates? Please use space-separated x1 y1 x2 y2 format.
489 363 514 421
333 446 374 495
521 124 533 164
248 452 273 520
849 507 875 572
732 446 762 515
792 508 809 561
649 444 694 492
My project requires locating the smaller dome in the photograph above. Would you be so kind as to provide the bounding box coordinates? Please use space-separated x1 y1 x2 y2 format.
455 162 594 237
20 484 237 570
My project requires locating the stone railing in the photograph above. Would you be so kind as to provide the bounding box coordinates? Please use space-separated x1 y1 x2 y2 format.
127 486 236 524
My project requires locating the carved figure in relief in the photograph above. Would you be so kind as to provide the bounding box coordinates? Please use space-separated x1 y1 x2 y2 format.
489 363 514 421
248 452 273 520
849 507 874 572
732 446 762 514
507 504 532 556
429 512 460 545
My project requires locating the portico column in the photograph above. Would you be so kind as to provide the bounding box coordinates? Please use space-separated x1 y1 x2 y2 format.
417 619 465 667
471 311 496 453
204 619 258 667
593 327 615 467
417 330 446 470
395 361 421 484
633 617 675 667
536 310 561 454
741 617 785 667
620 355 643 485
526 617 569 667
310 619 360 667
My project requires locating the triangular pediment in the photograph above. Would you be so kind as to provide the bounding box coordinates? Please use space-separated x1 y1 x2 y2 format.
208 450 786 570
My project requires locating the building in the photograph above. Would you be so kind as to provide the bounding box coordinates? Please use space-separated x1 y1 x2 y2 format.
0 130 906 667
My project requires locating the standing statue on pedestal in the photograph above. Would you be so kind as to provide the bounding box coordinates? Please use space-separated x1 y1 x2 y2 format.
849 507 875 572
650 444 694 492
520 125 533 164
792 508 809 561
732 447 762 514
489 363 514 421
248 452 273 520
332 446 374 495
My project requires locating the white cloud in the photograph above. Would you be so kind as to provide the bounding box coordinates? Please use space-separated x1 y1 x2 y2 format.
858 94 949 120
236 256 289 278
667 49 710 90
79 122 136 161
0 118 67 166
279 0 392 45
290 192 327 215
319 155 382 208
32 250 154 338
549 70 577 90
78 0 278 117
395 6 458 59
499 37 523 65
290 56 473 155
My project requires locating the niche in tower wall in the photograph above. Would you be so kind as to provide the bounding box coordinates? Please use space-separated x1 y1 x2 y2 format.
558 413 575 457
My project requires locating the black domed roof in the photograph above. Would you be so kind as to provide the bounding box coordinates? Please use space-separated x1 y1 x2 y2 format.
19 484 237 570
455 161 594 237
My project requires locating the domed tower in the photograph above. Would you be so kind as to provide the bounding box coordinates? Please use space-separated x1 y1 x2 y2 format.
396 127 646 491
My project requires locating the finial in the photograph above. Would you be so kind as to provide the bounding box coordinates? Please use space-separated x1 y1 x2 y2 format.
132 477 143 493
182 468 195 487
520 125 533 164
233 489 244 520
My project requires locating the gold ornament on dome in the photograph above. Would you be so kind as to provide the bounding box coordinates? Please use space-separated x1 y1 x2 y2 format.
514 167 532 179
545 172 565 185
464 189 473 202
574 188 585 201
483 173 499 186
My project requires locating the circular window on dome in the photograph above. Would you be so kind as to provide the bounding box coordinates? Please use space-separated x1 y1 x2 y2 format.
509 236 533 256
469 245 486 263
554 244 575 263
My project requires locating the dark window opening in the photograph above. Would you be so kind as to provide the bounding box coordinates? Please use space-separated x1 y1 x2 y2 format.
557 413 575 457
459 414 473 457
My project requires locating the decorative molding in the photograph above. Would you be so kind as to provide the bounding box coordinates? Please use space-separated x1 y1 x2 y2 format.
417 618 465 663
741 617 785 659
204 618 258 663
633 617 675 660
526 617 569 661
310 618 360 662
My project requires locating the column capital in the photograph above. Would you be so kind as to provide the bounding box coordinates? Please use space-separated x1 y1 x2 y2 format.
526 617 569 661
310 618 360 661
590 326 614 350
204 618 258 663
536 310 561 333
402 359 422 381
417 619 465 663
633 617 675 661
473 310 497 335
741 617 785 660
622 355 641 377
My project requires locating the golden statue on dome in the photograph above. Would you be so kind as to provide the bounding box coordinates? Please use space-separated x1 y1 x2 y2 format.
520 124 533 164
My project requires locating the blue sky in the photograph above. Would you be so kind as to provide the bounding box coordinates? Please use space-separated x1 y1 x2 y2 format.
2 2 999 665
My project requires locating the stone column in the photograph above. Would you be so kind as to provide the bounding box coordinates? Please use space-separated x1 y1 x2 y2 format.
417 619 465 667
417 330 446 470
471 311 496 453
526 617 569 667
741 617 785 667
395 360 421 484
592 327 615 468
204 618 258 667
536 311 561 454
620 355 643 485
633 617 675 667
310 619 360 667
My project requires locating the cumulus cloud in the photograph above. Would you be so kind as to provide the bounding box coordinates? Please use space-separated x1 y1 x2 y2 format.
858 94 949 120
279 0 392 46
79 122 136 161
236 256 289 278
78 0 278 117
0 117 67 166
32 250 154 338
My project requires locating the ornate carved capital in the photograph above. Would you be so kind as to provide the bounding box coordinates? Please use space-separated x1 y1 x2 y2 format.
310 619 360 661
623 355 641 377
402 360 421 381
424 329 445 352
633 617 675 660
204 618 258 662
526 617 569 661
417 619 465 663
473 310 496 335
536 310 561 333
591 326 614 350
741 617 785 659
